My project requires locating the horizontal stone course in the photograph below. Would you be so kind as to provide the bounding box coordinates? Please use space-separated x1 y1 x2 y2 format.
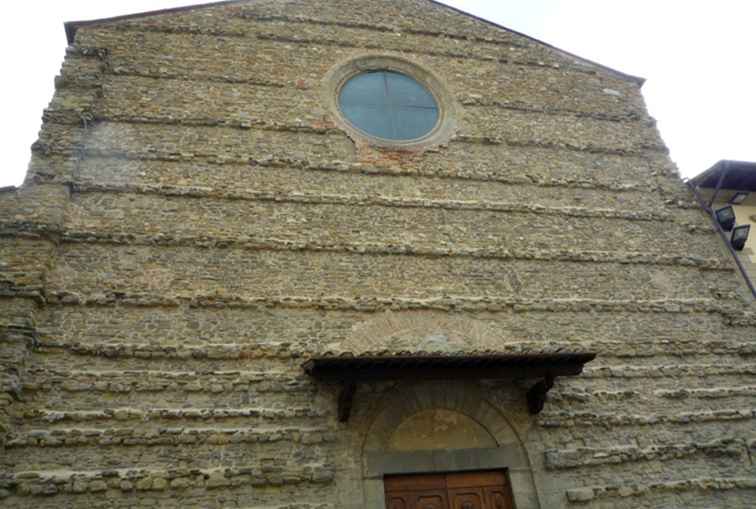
535 423 756 463
582 363 756 379
68 156 690 208
553 385 756 404
33 122 354 166
45 243 738 302
36 306 748 359
94 66 643 129
79 18 632 97
77 111 660 157
40 292 740 315
47 221 720 268
546 437 750 470
539 407 756 429
49 105 661 161
458 108 662 152
32 123 686 194
24 406 326 424
4 446 334 483
544 383 756 418
31 155 693 214
0 463 335 498
62 191 719 261
655 386 756 399
0 491 335 509
108 0 572 58
5 426 335 449
565 477 756 504
30 339 756 362
25 367 310 392
114 9 562 64
65 181 708 227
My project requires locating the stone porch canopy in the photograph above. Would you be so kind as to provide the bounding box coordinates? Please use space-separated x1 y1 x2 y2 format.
303 352 597 422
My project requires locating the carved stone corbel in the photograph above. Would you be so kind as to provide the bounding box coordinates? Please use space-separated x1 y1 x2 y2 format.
526 374 555 415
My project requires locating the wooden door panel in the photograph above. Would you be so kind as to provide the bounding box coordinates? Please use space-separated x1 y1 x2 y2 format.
484 487 514 509
386 493 411 509
385 474 447 492
448 487 485 509
415 490 450 509
386 489 450 509
385 470 514 509
447 471 507 489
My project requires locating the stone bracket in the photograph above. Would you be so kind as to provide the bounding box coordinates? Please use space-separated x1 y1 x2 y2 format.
338 381 357 423
336 371 561 421
526 374 555 415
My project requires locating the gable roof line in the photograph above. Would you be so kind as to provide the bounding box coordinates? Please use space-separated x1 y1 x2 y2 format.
64 0 645 86
427 1 644 85
64 0 245 44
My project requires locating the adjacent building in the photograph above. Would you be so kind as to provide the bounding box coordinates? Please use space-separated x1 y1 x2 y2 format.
689 160 756 291
1 1 755 508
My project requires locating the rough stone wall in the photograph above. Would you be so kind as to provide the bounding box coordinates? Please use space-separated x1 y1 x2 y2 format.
1 0 755 508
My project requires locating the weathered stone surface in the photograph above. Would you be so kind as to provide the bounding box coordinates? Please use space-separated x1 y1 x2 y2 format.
3 1 755 508
545 437 749 470
566 477 756 504
45 243 739 303
63 186 713 234
538 408 756 429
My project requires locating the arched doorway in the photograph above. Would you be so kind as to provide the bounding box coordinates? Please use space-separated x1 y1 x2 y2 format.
359 381 542 509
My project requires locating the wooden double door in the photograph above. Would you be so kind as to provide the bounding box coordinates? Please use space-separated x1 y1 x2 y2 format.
385 470 515 509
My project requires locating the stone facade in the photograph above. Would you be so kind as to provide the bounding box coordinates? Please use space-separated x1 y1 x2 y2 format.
1 1 755 508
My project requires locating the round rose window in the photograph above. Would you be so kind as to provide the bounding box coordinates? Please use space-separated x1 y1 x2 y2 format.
338 70 440 141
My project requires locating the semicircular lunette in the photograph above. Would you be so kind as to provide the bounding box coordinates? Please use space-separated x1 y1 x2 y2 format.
389 408 498 452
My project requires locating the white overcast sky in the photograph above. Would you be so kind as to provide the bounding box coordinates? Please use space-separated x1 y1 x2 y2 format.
1 0 755 187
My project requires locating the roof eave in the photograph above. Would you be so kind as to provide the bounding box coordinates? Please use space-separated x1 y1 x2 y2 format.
689 159 756 191
688 160 726 187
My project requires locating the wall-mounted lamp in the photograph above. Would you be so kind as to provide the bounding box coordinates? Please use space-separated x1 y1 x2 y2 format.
715 205 736 231
732 225 750 251
730 192 750 204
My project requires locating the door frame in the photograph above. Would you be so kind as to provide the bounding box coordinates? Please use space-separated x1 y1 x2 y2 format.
384 468 517 509
364 445 535 509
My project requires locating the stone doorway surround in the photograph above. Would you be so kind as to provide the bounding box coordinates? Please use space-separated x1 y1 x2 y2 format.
358 381 542 509
384 470 516 509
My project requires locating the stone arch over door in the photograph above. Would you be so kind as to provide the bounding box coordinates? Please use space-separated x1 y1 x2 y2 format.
359 381 542 509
